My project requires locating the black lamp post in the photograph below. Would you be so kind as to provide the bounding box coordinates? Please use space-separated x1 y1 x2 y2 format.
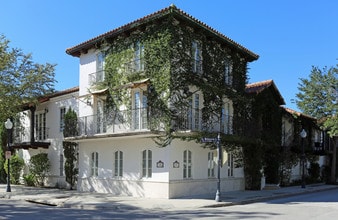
5 118 13 193
215 132 221 202
300 128 307 189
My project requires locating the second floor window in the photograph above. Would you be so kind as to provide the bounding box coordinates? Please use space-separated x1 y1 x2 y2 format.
132 89 148 130
224 58 233 85
60 107 66 132
96 52 105 81
192 41 202 74
36 112 47 140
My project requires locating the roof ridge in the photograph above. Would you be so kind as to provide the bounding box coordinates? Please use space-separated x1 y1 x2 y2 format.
66 5 258 60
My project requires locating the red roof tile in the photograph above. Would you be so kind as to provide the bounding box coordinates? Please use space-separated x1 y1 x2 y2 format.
66 4 258 61
246 80 285 105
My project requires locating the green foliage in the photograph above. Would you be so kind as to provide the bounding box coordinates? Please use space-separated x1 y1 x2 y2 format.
4 153 24 184
0 34 56 122
296 65 338 136
23 173 36 186
102 17 249 148
308 162 320 182
241 142 264 190
63 108 78 189
29 153 50 186
63 107 78 137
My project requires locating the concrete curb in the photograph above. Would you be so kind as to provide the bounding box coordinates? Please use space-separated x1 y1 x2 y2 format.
202 185 338 208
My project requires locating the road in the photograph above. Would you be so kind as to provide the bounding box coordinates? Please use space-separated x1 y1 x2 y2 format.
0 189 337 219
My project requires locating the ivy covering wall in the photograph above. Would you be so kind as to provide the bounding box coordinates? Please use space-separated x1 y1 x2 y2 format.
96 14 266 189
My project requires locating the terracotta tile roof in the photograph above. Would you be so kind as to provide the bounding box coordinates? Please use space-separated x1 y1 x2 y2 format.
38 86 79 103
245 79 285 105
66 4 258 61
281 106 317 121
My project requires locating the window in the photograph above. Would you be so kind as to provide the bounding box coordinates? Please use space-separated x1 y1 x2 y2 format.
134 41 144 72
35 112 47 140
192 41 202 74
132 89 148 130
96 52 105 82
183 150 192 178
228 153 234 177
96 99 106 134
60 107 66 132
91 152 99 177
60 154 64 176
221 103 232 134
114 151 123 177
142 150 152 178
224 58 233 85
208 151 215 178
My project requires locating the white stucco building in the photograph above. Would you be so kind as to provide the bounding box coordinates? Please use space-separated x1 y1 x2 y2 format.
64 5 259 198
12 87 79 187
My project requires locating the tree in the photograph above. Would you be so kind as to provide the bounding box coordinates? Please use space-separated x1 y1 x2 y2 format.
4 153 24 184
29 153 51 186
296 65 338 183
63 108 78 189
0 34 56 122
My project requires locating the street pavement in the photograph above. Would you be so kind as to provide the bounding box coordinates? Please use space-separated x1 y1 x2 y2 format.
0 183 337 211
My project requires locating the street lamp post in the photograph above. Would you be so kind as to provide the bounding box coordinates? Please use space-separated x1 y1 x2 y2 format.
215 132 221 202
5 118 13 193
300 129 307 189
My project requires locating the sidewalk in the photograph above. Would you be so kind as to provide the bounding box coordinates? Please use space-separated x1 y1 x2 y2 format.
1 183 337 210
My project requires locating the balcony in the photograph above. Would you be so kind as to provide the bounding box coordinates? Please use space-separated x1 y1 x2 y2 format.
72 107 233 138
12 126 50 149
89 70 105 86
125 58 144 74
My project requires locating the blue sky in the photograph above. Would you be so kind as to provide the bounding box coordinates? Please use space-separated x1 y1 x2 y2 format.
1 0 337 111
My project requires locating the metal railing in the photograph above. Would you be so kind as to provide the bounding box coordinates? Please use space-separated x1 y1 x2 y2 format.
13 126 49 143
88 70 105 85
125 58 144 73
73 108 233 137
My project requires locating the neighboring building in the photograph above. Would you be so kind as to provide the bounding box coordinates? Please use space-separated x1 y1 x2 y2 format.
246 79 328 186
65 5 258 198
12 87 79 187
281 107 327 184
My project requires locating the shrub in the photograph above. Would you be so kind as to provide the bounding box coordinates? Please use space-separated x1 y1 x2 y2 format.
29 153 50 186
4 153 24 184
23 173 36 186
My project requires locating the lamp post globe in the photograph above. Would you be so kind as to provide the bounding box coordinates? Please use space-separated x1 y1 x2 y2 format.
5 118 13 193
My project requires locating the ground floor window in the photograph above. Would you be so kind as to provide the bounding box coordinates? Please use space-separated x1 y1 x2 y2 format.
142 149 152 178
183 150 192 179
114 150 123 177
228 152 234 177
91 152 98 177
208 151 215 178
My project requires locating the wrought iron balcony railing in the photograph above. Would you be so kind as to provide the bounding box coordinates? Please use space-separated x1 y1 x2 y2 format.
71 107 233 137
13 126 49 143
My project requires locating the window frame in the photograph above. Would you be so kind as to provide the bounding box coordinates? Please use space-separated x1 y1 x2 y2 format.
60 107 66 132
141 149 152 178
183 150 192 179
114 150 123 177
208 151 215 178
91 152 99 177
